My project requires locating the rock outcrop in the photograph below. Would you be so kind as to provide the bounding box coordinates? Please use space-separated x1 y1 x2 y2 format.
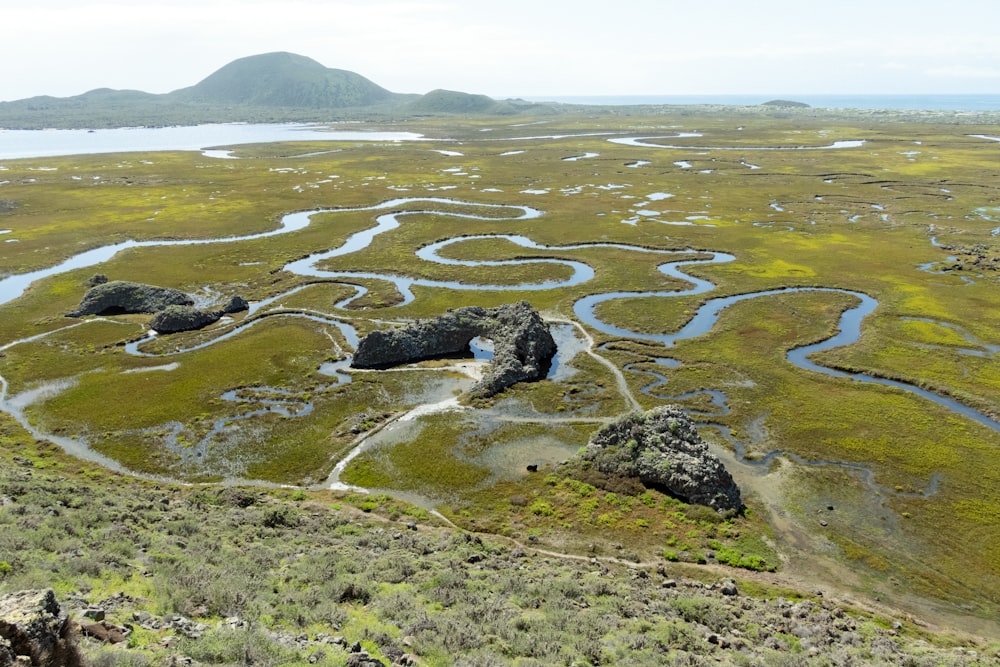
0 590 83 667
351 301 556 398
148 296 250 334
581 406 742 512
67 280 192 317
221 295 250 314
149 305 222 334
67 279 249 334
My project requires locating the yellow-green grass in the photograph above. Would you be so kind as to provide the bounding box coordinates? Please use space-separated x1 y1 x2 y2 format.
3 111 1000 622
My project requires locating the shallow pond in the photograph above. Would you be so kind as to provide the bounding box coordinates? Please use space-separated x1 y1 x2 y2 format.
0 123 426 160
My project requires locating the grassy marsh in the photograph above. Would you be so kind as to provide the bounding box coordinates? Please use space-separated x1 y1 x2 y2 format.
2 111 1000 635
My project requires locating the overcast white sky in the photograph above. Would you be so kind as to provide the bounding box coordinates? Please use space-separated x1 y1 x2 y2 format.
2 0 999 102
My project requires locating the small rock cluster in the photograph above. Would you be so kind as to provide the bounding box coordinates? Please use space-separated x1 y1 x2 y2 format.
581 405 742 512
352 301 556 398
939 242 1000 274
149 296 248 334
66 276 248 334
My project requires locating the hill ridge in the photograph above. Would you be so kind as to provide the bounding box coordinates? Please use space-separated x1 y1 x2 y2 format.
0 51 546 128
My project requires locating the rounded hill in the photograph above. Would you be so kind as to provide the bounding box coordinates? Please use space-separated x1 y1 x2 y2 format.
169 51 399 108
407 89 514 115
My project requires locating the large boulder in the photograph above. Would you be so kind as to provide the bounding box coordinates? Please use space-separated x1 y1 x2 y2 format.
0 590 83 667
67 280 192 317
351 301 556 398
149 305 222 334
581 406 742 512
221 295 249 314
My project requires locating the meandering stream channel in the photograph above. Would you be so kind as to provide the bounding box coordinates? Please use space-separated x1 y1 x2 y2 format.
1 192 997 492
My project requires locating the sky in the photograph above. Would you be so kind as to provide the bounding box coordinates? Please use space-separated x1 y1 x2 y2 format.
2 0 1000 102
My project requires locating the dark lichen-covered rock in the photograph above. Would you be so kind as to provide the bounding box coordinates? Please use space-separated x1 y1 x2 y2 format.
0 589 83 667
67 280 193 317
351 301 556 398
581 406 742 512
149 305 222 334
67 279 249 333
221 295 250 314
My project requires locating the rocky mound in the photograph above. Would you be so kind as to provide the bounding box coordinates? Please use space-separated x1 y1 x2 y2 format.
147 297 249 334
68 279 249 334
67 280 193 317
0 589 83 667
351 301 556 398
149 305 222 334
581 406 742 512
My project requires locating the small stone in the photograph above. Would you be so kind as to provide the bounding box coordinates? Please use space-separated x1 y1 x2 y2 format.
83 608 105 622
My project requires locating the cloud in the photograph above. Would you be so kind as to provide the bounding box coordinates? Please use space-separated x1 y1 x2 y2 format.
925 65 1000 80
4 0 1000 100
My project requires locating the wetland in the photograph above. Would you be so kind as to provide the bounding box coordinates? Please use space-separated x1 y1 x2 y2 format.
1 110 999 639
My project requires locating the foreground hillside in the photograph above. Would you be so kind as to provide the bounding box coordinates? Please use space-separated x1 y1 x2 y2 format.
1 418 996 666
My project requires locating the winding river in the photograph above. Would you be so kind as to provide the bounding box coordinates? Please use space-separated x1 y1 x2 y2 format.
608 133 866 151
1 191 998 485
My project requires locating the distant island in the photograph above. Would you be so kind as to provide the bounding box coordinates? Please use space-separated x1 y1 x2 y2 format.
761 99 811 108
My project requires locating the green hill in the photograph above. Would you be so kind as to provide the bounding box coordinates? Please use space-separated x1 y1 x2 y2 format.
168 51 401 108
0 52 556 128
406 88 512 114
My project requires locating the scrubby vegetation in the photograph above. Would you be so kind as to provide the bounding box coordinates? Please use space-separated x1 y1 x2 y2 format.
1 422 996 665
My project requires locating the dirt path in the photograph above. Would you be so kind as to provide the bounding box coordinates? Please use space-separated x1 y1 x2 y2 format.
546 316 642 411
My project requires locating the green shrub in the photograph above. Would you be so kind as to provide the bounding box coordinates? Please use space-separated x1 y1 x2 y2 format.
178 627 301 665
529 499 555 517
260 505 300 528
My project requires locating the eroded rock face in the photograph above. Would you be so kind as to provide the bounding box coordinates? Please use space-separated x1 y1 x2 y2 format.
67 280 192 317
0 589 83 667
582 406 742 512
149 305 222 334
351 301 556 398
68 279 249 334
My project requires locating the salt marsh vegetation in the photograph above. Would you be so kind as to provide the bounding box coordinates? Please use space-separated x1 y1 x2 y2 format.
1 110 999 633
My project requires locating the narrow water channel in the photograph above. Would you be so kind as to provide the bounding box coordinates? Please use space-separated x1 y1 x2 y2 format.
1 196 996 487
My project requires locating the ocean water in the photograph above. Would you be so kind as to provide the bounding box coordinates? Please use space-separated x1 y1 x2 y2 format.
526 94 1000 112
